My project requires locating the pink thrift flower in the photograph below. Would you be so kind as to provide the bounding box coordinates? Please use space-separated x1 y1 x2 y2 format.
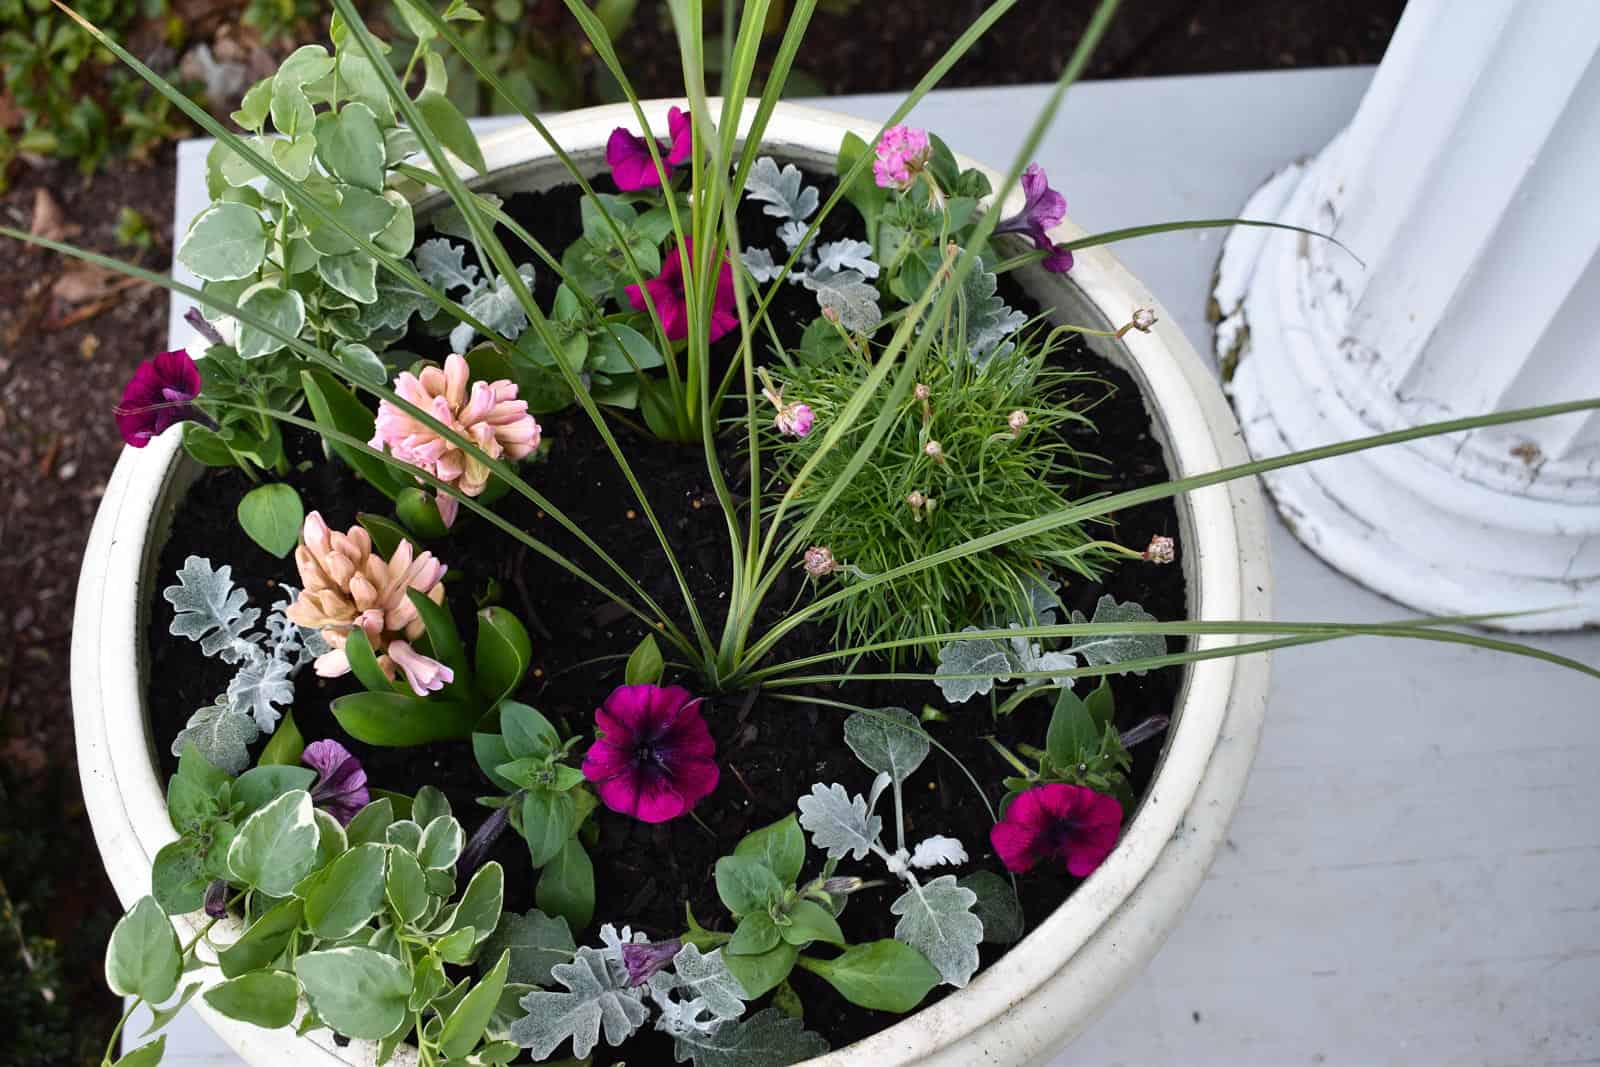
582 684 719 823
370 353 541 527
606 106 693 191
994 163 1074 273
872 125 931 189
625 238 738 344
990 783 1122 877
775 402 814 437
301 739 370 825
115 349 203 447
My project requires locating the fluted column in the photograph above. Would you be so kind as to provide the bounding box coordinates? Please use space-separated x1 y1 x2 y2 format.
1212 0 1600 629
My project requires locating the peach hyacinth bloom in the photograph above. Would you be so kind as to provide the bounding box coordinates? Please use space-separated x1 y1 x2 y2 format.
370 353 541 527
284 511 454 696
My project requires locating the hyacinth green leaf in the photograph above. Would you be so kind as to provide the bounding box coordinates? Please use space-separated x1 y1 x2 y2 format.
476 607 533 705
236 483 304 558
106 897 182 1003
258 708 306 766
333 690 478 746
177 202 266 282
395 488 450 540
203 970 301 1028
299 370 406 499
295 947 411 1040
407 587 467 681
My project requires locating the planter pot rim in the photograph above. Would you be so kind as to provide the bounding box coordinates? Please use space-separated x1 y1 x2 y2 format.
72 100 1272 1067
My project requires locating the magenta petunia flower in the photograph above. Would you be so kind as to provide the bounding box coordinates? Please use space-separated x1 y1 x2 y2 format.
990 783 1122 877
625 239 738 344
115 349 203 447
582 684 719 824
302 738 371 826
872 125 931 189
993 163 1074 273
606 106 693 191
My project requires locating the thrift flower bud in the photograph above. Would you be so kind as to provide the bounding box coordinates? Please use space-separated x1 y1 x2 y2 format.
803 546 837 578
775 402 814 437
914 383 931 402
906 490 926 509
924 440 944 462
1144 534 1176 564
1132 307 1158 332
1008 409 1030 432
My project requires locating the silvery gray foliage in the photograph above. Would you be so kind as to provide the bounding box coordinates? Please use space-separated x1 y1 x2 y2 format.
745 157 819 222
890 875 983 988
842 707 928 786
908 835 968 869
165 559 326 766
1068 595 1165 674
934 624 1078 704
920 249 1027 367
168 697 259 775
802 268 882 334
812 239 879 278
668 1007 829 1067
796 783 882 862
646 944 745 1038
413 237 481 293
411 236 537 352
511 944 649 1059
740 247 781 284
776 220 810 254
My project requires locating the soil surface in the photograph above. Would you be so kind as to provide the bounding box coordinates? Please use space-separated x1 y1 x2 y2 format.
1 2 1401 1061
146 176 1185 1058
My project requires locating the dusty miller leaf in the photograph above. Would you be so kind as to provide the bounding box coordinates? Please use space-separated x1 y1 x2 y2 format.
1067 595 1165 675
920 250 1027 366
935 624 1078 703
164 556 260 661
509 945 648 1059
450 264 536 352
226 652 295 732
745 157 819 222
432 193 505 241
776 221 810 255
909 835 968 870
170 697 260 775
890 874 982 988
842 708 928 785
802 268 881 334
670 1006 829 1067
647 944 745 1036
812 239 878 279
412 237 480 293
740 247 782 283
796 783 881 862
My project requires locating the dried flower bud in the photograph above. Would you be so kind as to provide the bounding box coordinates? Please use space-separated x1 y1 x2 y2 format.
906 490 926 509
1008 409 1029 432
803 546 837 577
914 383 931 402
775 402 814 437
1132 307 1158 332
923 440 944 461
1144 534 1176 564
819 876 865 897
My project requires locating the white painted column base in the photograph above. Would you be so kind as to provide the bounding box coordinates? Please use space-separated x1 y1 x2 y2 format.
1212 145 1600 631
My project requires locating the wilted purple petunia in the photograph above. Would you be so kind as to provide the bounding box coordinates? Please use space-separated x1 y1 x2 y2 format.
989 783 1121 877
582 684 719 824
115 349 203 447
625 238 738 343
302 739 370 825
993 163 1075 273
621 938 682 986
606 106 693 191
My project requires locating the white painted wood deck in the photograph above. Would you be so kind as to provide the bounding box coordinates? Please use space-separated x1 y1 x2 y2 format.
143 68 1600 1066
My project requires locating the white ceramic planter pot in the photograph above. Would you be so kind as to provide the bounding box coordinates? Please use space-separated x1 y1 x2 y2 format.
73 101 1273 1067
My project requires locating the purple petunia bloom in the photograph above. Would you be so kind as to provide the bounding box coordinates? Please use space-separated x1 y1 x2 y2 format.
301 739 371 826
621 938 682 986
993 163 1075 273
115 349 203 448
581 684 719 824
625 238 738 344
989 783 1122 877
606 106 693 191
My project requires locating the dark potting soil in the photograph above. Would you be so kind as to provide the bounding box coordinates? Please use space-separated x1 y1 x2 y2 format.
145 174 1186 1062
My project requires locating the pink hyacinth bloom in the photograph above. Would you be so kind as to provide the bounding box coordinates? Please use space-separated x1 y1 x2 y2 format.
994 163 1074 274
389 639 455 695
301 738 370 825
607 106 693 191
582 684 720 824
370 353 541 527
284 511 453 696
775 402 814 437
990 783 1123 877
625 238 738 344
872 125 931 189
115 349 203 447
